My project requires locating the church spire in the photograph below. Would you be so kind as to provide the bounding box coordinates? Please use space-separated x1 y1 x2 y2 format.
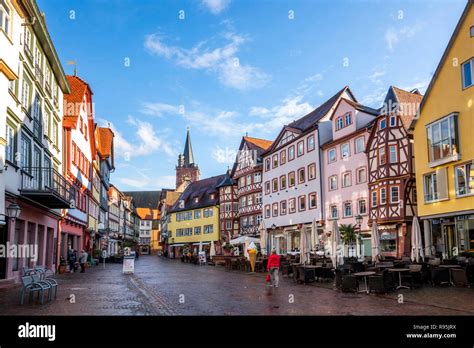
183 127 195 166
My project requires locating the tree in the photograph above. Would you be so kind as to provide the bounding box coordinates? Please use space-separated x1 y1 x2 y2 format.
339 224 361 249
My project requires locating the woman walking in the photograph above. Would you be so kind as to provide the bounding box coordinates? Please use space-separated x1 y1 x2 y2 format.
266 249 281 287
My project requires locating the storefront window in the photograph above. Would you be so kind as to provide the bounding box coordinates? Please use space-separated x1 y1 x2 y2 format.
456 216 474 253
379 231 396 252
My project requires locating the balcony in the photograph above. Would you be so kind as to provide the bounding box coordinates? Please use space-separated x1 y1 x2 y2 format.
21 167 74 208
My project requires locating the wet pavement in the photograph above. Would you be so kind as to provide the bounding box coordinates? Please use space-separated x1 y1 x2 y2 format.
0 255 473 315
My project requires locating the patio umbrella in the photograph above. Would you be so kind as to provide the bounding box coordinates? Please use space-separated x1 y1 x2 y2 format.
331 220 343 267
371 221 381 264
311 218 318 252
411 216 424 263
259 221 267 256
210 240 216 258
198 240 203 253
300 227 309 264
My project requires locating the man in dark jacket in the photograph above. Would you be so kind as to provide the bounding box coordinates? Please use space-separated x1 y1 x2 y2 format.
266 249 281 287
68 248 77 273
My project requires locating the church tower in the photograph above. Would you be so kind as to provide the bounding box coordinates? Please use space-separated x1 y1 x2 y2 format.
176 128 200 189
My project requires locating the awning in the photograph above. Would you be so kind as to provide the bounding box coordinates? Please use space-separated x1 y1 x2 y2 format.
230 236 260 245
192 242 210 246
170 243 186 247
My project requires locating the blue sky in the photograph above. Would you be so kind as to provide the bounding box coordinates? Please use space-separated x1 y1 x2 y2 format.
38 0 467 191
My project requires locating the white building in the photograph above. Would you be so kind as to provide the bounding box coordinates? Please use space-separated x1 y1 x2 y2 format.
0 0 71 284
262 87 355 255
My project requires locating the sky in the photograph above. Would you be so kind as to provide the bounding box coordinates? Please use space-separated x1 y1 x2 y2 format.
37 0 467 191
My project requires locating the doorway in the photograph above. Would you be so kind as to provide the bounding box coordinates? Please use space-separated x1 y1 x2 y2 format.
442 224 456 258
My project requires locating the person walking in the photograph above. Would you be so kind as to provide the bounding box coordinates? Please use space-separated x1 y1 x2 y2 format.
79 250 88 273
68 248 77 273
266 249 281 287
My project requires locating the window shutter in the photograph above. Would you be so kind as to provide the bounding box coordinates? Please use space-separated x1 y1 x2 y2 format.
436 167 449 200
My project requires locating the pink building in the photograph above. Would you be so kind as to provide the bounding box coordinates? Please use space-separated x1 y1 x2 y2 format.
321 98 378 257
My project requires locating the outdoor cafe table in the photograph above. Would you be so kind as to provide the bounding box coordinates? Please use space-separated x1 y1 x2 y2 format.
353 271 376 294
439 264 462 285
297 265 320 283
388 268 410 289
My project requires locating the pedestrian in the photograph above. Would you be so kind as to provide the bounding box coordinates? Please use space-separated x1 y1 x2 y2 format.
79 249 88 273
68 248 77 273
135 248 139 260
266 249 281 288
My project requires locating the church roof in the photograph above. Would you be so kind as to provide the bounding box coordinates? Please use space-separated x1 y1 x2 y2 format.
183 128 195 166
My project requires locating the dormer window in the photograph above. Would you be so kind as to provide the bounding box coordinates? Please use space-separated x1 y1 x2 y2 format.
209 194 215 200
336 117 343 130
344 112 352 126
380 119 386 130
194 197 199 203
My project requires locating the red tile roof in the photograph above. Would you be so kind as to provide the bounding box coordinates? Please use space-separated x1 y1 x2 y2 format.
97 127 114 158
63 75 91 122
243 136 273 151
391 86 423 130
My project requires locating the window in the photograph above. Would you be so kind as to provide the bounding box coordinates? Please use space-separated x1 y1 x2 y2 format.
298 196 306 211
72 142 77 164
389 145 398 163
380 188 387 205
371 191 377 208
272 203 278 217
471 26 474 37
238 177 245 188
5 122 16 163
342 172 351 188
43 108 50 138
248 194 253 206
254 172 261 183
309 193 317 209
308 163 316 180
341 143 350 158
0 0 11 35
344 112 352 126
343 202 352 217
240 196 247 208
328 148 336 163
390 116 396 127
280 200 287 215
194 197 199 203
280 175 287 190
336 117 343 130
390 186 399 203
288 145 295 161
426 113 459 164
307 135 315 151
288 198 296 213
265 181 270 194
280 150 286 165
380 119 386 130
358 199 367 215
355 137 365 153
298 168 305 183
21 75 31 109
272 154 278 168
455 161 474 196
379 146 386 165
356 167 366 184
329 176 337 191
204 225 214 234
265 205 271 218
272 178 278 192
204 208 213 218
424 171 443 202
462 58 473 89
52 119 58 146
243 175 250 186
265 158 270 171
256 214 262 225
297 141 304 157
21 134 31 172
255 192 262 204
330 205 338 219
288 172 296 187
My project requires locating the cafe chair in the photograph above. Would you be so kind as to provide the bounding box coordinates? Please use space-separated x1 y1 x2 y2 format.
341 274 359 292
430 267 450 286
400 264 423 289
451 268 469 287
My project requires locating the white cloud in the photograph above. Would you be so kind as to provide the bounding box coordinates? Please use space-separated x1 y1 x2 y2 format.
401 78 430 94
385 23 422 51
118 174 176 190
140 102 180 117
144 32 269 90
101 116 176 159
201 0 230 14
367 70 386 85
360 87 387 107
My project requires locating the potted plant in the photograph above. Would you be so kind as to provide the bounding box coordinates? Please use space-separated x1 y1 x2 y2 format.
223 243 233 256
340 224 361 260
58 256 67 274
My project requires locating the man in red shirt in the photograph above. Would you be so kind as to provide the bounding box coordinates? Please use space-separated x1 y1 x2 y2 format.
266 249 281 287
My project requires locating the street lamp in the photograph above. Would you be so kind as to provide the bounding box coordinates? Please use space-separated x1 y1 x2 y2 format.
6 203 21 220
355 214 363 257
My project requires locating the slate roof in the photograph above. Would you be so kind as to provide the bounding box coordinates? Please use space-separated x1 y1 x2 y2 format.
170 174 226 212
123 191 161 209
216 170 235 188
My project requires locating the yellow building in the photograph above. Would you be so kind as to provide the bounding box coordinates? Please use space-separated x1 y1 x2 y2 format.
411 0 474 258
167 175 225 258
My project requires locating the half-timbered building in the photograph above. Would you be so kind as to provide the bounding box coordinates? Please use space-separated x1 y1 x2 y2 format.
366 86 422 258
231 136 272 237
217 170 239 242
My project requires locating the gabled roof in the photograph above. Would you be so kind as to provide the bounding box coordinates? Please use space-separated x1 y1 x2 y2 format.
410 0 472 129
230 135 273 177
383 86 423 130
63 75 93 125
329 98 380 120
243 136 273 151
170 174 226 212
263 86 355 155
123 191 161 209
96 127 114 158
216 170 235 188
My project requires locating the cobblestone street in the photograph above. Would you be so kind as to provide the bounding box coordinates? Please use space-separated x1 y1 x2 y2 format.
0 255 473 316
